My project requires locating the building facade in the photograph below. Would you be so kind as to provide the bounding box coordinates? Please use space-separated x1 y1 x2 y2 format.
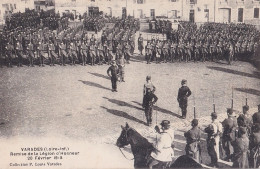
54 0 260 25
0 0 34 25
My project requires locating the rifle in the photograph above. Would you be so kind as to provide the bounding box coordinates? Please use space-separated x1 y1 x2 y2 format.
213 93 215 113
231 86 234 109
193 94 196 119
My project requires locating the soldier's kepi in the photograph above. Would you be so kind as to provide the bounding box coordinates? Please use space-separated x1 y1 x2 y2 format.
177 79 192 119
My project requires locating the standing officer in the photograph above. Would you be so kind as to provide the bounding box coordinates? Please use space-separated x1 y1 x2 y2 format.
222 108 237 161
117 55 126 82
249 123 260 168
16 40 24 67
232 127 249 168
81 40 88 66
143 75 156 108
48 40 57 66
184 119 202 163
143 88 158 126
59 40 67 66
38 40 46 67
177 79 192 119
107 61 119 92
138 34 144 55
69 41 77 65
5 41 14 67
205 112 222 168
252 104 260 124
237 105 252 135
27 40 35 67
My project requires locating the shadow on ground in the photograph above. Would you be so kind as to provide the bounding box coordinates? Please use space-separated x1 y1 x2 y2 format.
132 101 181 118
79 80 111 91
100 106 146 125
88 72 110 80
103 97 143 111
235 87 260 96
207 66 260 79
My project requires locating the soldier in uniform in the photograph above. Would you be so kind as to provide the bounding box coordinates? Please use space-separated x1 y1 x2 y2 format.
38 40 46 67
249 123 260 168
143 88 158 126
148 120 174 168
184 119 202 163
69 41 77 65
177 79 192 119
16 40 24 67
117 55 126 82
228 40 235 65
5 41 14 67
222 108 237 161
27 40 35 67
107 61 119 92
138 34 144 55
96 41 104 65
232 127 249 168
80 40 88 66
204 112 222 168
237 105 252 136
252 104 260 124
48 40 58 66
89 42 96 66
59 41 68 66
145 41 152 64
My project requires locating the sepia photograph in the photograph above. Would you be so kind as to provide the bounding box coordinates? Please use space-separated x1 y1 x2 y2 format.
0 0 260 168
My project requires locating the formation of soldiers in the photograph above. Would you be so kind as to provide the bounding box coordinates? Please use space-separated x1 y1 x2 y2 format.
143 22 259 64
4 9 67 31
184 105 260 168
0 13 140 67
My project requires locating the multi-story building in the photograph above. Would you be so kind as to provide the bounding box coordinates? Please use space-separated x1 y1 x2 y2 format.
0 0 34 25
34 0 55 12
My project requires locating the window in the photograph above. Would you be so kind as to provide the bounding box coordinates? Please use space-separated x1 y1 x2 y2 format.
254 8 259 18
14 4 16 9
238 8 243 22
71 0 76 1
150 9 155 18
91 0 95 2
171 0 177 2
137 0 144 4
190 0 197 4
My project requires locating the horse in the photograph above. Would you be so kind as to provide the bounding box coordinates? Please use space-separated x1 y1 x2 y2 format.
116 123 204 169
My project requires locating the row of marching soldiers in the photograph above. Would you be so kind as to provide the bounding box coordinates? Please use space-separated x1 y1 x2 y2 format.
148 22 260 64
184 104 260 168
0 21 138 67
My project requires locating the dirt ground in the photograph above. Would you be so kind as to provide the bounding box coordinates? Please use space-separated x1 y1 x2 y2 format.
0 56 259 168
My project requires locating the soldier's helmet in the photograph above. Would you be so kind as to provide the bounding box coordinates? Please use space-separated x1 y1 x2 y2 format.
160 120 170 130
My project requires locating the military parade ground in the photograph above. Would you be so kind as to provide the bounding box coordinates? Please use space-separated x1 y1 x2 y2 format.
0 8 260 168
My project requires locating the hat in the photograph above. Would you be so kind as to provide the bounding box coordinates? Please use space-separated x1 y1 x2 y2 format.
227 108 234 116
192 119 198 126
243 105 249 111
146 75 151 80
181 79 187 85
211 112 217 119
160 120 170 129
